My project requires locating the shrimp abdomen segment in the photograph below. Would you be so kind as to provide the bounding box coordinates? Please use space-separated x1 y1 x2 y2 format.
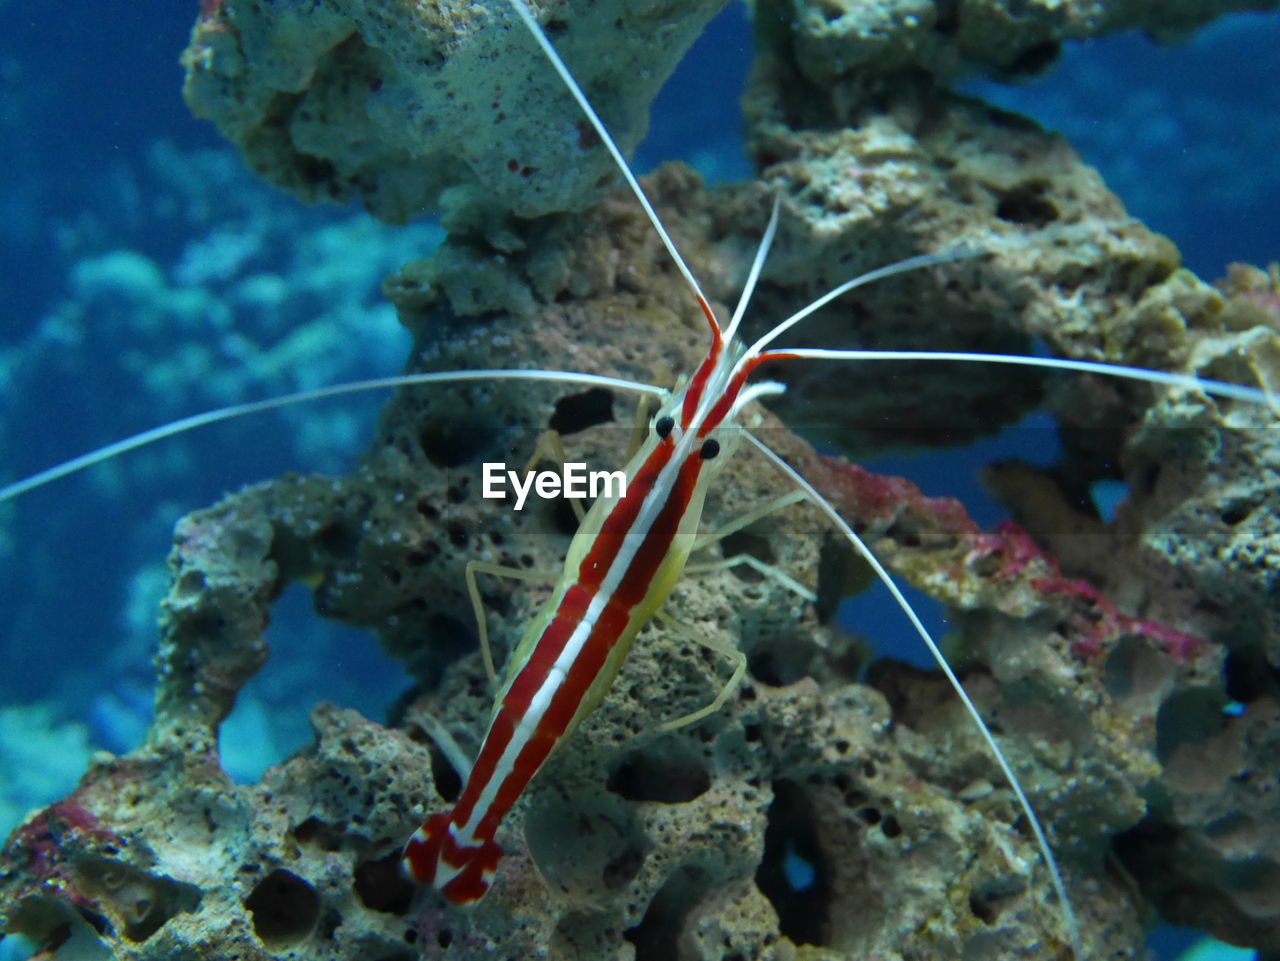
401 589 644 903
403 434 717 903
402 811 502 905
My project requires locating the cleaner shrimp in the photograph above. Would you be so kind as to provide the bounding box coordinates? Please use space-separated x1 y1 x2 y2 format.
2 2 1277 959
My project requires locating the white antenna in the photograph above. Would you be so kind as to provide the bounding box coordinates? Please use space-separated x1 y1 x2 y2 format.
746 246 985 358
746 432 1084 960
506 0 714 314
725 197 781 344
0 369 664 503
778 348 1276 408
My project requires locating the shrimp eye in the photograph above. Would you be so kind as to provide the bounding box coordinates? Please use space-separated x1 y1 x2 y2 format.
699 438 720 460
655 416 675 439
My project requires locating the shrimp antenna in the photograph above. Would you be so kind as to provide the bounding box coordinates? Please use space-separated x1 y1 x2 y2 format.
724 196 781 345
780 349 1277 409
0 369 664 504
746 431 1084 960
746 245 985 358
506 0 716 319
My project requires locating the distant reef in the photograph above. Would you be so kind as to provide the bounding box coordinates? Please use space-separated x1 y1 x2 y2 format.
3 1 1279 958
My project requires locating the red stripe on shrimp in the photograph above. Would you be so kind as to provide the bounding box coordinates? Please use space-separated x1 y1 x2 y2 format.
475 602 632 837
402 813 501 904
614 458 702 608
578 441 676 581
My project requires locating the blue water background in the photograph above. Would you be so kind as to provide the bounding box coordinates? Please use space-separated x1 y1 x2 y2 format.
1 5 1277 958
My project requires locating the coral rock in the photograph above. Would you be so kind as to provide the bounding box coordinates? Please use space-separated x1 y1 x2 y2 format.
181 0 727 221
2 171 1209 959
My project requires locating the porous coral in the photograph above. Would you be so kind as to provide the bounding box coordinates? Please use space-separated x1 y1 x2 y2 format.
0 164 1271 959
771 0 1280 83
741 6 1280 944
181 0 728 220
4 0 1280 959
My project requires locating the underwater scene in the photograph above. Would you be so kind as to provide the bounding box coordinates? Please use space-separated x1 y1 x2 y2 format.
1 0 1279 958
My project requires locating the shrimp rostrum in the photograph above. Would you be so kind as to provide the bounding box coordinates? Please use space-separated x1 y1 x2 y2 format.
2 1 1279 959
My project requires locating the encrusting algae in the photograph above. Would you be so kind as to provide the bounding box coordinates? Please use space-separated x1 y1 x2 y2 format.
3 0 1280 958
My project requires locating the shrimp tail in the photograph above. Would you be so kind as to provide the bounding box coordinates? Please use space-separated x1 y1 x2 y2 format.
402 810 502 904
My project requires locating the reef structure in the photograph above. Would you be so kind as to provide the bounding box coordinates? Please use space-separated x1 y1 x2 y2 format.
179 0 726 220
4 0 1280 958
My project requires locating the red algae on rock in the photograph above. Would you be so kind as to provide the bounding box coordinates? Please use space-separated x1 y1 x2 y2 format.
5 0 1280 957
2 166 1259 956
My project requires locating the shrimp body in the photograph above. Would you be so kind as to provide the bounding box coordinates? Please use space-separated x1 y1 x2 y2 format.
399 0 959 910
402 311 773 902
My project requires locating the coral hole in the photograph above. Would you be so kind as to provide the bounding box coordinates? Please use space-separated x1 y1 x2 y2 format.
748 634 820 687
77 857 201 943
427 738 464 802
716 529 774 585
606 746 711 803
292 816 343 852
548 386 614 434
1006 40 1062 76
1103 635 1176 712
815 532 873 623
1154 686 1230 764
418 419 494 468
314 519 361 560
354 852 416 915
756 780 833 946
624 863 716 960
993 180 1058 228
244 869 321 948
968 874 1028 925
